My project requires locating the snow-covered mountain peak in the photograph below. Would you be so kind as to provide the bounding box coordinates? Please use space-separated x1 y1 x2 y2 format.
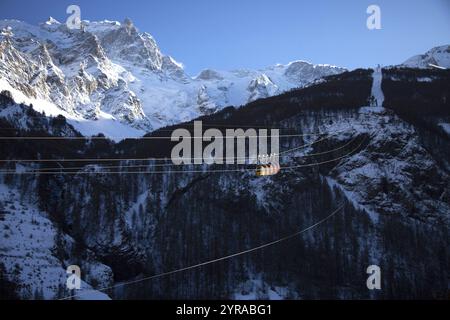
44 17 61 26
402 45 450 69
247 73 277 102
0 18 347 139
0 26 13 38
195 69 225 81
284 60 344 83
286 59 310 67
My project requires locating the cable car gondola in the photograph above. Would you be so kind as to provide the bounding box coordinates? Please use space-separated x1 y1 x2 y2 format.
255 162 280 177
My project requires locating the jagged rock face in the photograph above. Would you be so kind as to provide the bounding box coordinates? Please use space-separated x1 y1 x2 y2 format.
0 36 40 99
247 74 277 102
0 19 346 137
101 82 147 128
91 20 164 71
196 85 218 114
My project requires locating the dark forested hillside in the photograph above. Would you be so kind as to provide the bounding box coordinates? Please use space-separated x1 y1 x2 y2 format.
382 68 450 169
0 68 449 300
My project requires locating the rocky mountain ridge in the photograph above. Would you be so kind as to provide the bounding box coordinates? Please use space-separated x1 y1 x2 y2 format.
0 18 345 139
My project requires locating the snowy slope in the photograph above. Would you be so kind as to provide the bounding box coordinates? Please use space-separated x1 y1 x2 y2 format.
0 183 112 300
402 45 450 69
370 66 384 108
0 18 345 139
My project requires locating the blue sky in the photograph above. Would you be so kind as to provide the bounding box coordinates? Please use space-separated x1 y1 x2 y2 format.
0 0 449 75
